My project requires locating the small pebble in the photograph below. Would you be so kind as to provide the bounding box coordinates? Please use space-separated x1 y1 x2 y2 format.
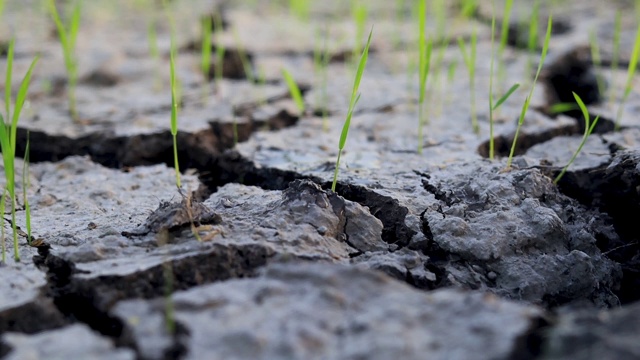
317 226 327 235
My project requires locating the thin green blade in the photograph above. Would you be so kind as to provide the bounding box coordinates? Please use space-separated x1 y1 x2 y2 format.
492 83 520 110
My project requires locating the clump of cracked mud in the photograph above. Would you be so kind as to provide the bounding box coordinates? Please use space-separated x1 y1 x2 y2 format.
1 0 640 359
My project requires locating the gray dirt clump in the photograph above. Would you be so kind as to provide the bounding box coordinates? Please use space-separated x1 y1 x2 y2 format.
113 261 546 360
418 158 621 307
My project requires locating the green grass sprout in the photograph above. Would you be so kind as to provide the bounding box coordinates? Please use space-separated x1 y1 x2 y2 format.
214 12 226 94
554 92 600 184
489 85 521 159
0 39 39 262
524 0 540 85
289 0 310 21
489 2 519 159
352 1 368 68
447 59 458 83
497 0 514 83
527 1 539 55
201 15 212 92
610 10 621 105
489 8 497 158
231 28 254 83
589 29 605 97
169 31 181 188
282 68 305 115
417 0 433 154
313 27 330 130
46 0 82 122
549 102 579 113
615 21 640 130
460 0 477 18
392 0 406 51
331 29 373 193
505 15 552 170
499 0 514 55
1 189 6 263
493 84 520 110
22 133 31 245
458 28 479 134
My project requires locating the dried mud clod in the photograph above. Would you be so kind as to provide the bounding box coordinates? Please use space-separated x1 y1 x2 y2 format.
122 191 221 238
281 180 387 255
554 149 640 304
415 160 622 308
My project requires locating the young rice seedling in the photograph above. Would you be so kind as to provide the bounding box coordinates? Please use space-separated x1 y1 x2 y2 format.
505 15 552 170
417 0 433 154
554 92 600 184
282 68 305 115
615 20 640 130
331 29 373 192
0 39 39 262
489 1 520 159
458 28 479 134
201 14 212 98
169 29 181 188
46 0 82 122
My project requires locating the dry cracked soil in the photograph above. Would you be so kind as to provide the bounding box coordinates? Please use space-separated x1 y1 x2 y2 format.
1 0 640 359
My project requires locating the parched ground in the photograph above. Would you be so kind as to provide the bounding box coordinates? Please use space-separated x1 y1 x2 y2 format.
1 0 640 359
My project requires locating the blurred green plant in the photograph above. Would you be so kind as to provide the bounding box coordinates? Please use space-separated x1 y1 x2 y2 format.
46 0 82 122
615 20 640 130
282 68 305 114
417 0 433 154
332 29 372 192
0 39 39 262
554 92 600 184
506 15 552 170
458 28 479 134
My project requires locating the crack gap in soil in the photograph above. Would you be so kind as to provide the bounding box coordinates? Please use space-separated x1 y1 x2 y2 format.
507 315 553 360
329 182 415 249
32 241 274 357
477 123 579 159
203 151 416 249
15 106 299 172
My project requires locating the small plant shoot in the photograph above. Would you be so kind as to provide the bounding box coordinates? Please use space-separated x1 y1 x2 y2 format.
201 15 212 86
615 21 640 130
589 29 605 97
332 29 373 193
169 31 181 189
313 27 330 131
489 2 519 159
352 1 368 68
232 27 254 83
46 0 82 122
554 93 600 184
610 10 622 105
282 69 305 115
22 134 32 245
497 0 514 84
458 28 479 134
0 39 39 262
214 11 226 94
417 0 433 154
506 14 552 170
